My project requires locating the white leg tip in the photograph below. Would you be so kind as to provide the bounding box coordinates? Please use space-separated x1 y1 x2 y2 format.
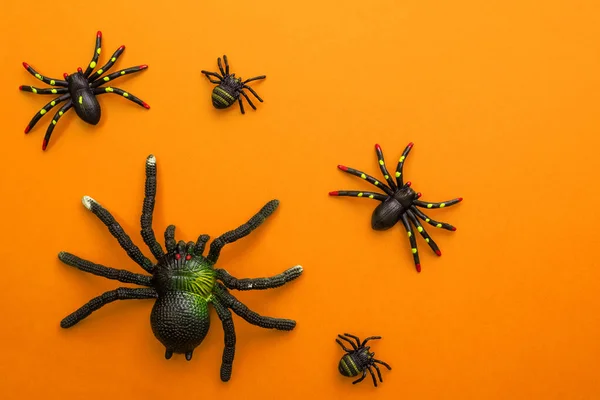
291 265 303 272
82 195 96 210
147 154 156 165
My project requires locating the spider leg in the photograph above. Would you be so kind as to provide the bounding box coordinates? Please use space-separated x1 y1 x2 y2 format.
240 90 257 110
88 45 126 83
371 363 384 382
373 359 392 370
60 287 157 328
367 366 378 387
242 85 264 102
360 336 382 347
94 87 150 109
140 155 165 259
243 75 266 84
415 197 463 209
81 196 155 273
374 144 398 190
21 62 68 87
400 213 421 272
215 283 296 330
328 190 386 201
341 333 362 348
19 86 68 95
411 206 456 231
216 265 303 291
164 225 177 253
91 65 148 88
217 56 227 76
194 234 210 255
394 142 414 187
352 370 367 384
337 334 359 350
223 55 230 75
23 94 70 133
58 252 152 286
336 165 395 196
212 298 236 382
207 199 279 264
41 100 73 151
83 31 102 78
201 71 223 82
237 97 245 114
407 210 441 256
336 339 354 353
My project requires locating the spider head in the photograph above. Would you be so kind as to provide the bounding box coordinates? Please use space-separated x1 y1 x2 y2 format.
393 184 418 209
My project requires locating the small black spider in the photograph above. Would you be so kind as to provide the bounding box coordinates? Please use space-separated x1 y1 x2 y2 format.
201 55 266 114
59 154 303 382
336 333 391 387
329 142 463 272
20 31 149 150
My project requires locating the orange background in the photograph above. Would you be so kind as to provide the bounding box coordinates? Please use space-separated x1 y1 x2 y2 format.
1 0 600 399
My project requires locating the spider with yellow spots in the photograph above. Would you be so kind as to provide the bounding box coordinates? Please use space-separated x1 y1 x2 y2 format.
19 31 150 151
329 142 463 272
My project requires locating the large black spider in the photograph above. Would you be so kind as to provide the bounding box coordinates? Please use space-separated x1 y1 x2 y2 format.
20 31 149 150
329 142 463 272
59 154 303 382
201 55 266 114
336 333 391 387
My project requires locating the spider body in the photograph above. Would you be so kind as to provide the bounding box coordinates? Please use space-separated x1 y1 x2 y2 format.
330 143 463 272
336 333 391 387
20 31 149 150
201 55 266 114
60 155 303 381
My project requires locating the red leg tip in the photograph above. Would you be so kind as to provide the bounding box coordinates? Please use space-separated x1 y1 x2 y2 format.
451 227 457 231
63 73 69 79
19 85 23 90
416 264 421 272
22 62 30 69
139 65 148 70
143 102 150 109
406 181 412 187
97 31 102 37
77 67 83 73
435 250 442 256
375 144 381 151
24 125 30 134
42 140 48 150
458 197 463 201
337 165 348 171
329 191 339 196
408 142 414 148
416 192 422 198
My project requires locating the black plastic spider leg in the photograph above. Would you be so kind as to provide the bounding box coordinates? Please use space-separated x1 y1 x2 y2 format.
164 225 177 253
336 339 354 353
58 251 152 286
60 287 157 328
341 333 361 348
216 265 303 291
328 190 387 201
337 334 358 350
336 165 395 196
360 336 382 347
242 85 264 102
212 298 236 382
243 75 266 84
93 87 149 109
207 200 279 264
374 144 398 190
400 213 421 272
367 366 378 387
240 90 257 110
21 62 68 86
91 65 149 88
352 371 367 385
215 283 296 330
410 206 456 231
407 210 441 256
415 197 463 209
373 359 392 370
372 363 384 382
237 97 245 114
140 154 165 260
218 56 227 76
24 94 70 133
224 55 230 75
83 31 102 78
201 71 223 82
19 86 69 95
82 196 155 273
395 142 414 187
194 234 210 255
88 45 126 83
42 100 73 151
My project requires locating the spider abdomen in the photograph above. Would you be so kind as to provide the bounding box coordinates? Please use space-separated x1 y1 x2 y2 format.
67 72 101 125
371 198 404 231
150 291 211 354
211 85 238 109
339 353 364 377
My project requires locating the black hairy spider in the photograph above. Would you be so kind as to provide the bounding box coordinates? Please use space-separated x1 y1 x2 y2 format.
336 333 391 387
59 154 303 382
20 31 149 150
201 55 266 114
329 142 463 272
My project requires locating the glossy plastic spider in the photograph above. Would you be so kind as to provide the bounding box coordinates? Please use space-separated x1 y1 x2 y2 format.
20 31 149 150
201 55 266 114
329 142 463 272
59 154 303 382
336 333 391 387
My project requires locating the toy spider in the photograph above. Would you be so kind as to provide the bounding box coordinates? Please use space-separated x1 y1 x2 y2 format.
201 55 266 114
59 154 303 382
336 333 391 387
329 142 463 272
20 31 149 150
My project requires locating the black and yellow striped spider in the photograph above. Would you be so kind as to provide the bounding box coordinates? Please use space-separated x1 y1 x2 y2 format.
19 31 149 150
329 142 463 272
